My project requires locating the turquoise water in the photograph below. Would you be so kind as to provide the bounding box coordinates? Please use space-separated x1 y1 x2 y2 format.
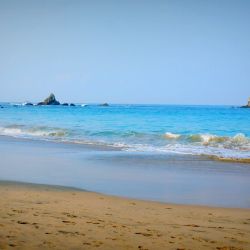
0 103 250 160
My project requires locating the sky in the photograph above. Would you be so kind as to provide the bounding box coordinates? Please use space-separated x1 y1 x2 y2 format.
0 0 249 105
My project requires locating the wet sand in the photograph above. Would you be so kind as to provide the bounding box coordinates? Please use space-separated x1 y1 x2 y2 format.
1 135 250 208
0 181 250 250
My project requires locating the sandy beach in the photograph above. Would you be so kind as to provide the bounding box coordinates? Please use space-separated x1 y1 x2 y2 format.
1 0 250 249
0 181 249 250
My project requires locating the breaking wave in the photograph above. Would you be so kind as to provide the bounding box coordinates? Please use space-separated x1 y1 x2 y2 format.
0 124 249 162
164 132 181 139
164 132 250 150
0 125 68 139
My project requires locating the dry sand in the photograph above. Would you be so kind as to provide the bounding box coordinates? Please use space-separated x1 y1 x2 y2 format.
0 181 249 250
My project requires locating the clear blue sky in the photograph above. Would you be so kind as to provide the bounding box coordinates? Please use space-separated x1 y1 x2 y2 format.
0 0 249 104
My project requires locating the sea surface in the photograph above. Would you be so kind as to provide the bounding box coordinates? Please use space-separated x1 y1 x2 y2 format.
0 103 249 161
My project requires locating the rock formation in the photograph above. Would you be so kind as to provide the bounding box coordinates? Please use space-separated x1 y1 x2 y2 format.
100 103 109 107
241 97 250 108
37 94 60 105
24 102 33 106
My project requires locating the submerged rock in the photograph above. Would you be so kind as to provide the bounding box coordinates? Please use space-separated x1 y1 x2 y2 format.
37 94 60 105
100 103 109 107
240 97 250 108
23 102 33 106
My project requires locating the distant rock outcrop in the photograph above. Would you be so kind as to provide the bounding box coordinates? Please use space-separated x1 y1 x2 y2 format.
100 103 109 107
23 102 33 106
69 103 76 106
37 94 60 105
62 103 69 106
241 97 250 108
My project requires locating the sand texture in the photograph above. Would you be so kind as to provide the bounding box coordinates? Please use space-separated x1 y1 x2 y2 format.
0 181 250 250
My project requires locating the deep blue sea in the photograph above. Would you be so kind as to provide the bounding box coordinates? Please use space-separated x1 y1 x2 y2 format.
0 103 249 160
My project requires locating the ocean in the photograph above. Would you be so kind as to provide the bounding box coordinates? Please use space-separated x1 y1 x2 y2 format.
0 103 249 161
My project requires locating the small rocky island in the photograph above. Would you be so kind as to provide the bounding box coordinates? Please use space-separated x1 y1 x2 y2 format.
22 93 109 107
241 97 250 108
37 93 60 105
99 103 109 107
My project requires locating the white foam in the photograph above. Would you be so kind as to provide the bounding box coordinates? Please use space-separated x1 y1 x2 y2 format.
165 132 181 139
0 124 249 160
199 134 216 143
0 126 67 138
123 143 250 159
0 127 23 136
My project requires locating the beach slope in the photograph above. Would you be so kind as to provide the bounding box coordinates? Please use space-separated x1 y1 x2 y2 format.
0 181 249 250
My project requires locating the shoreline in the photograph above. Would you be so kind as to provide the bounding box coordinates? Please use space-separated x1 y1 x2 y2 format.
0 180 87 192
0 180 250 249
1 135 250 208
1 179 249 210
1 134 250 164
0 134 120 152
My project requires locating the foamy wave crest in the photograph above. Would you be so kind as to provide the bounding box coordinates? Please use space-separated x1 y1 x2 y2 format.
164 132 250 150
123 142 250 161
1 124 249 162
191 133 250 150
165 132 181 139
0 125 68 138
129 132 250 161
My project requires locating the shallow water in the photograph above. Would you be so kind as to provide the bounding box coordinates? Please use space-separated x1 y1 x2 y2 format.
1 136 250 208
0 103 249 160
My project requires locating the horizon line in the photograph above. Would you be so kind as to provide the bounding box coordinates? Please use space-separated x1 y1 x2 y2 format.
0 101 245 107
